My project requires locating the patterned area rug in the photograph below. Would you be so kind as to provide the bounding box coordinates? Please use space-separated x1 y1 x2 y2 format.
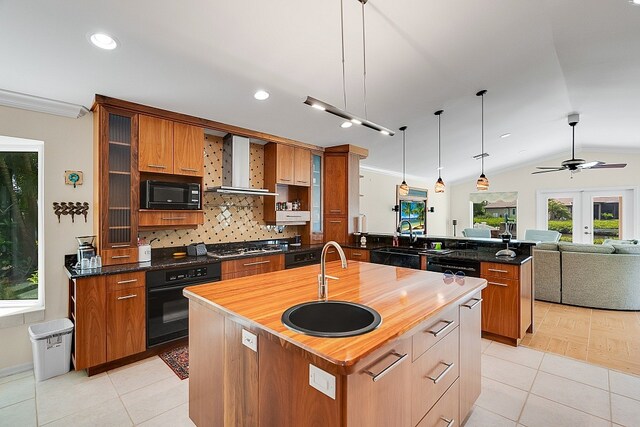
159 346 189 380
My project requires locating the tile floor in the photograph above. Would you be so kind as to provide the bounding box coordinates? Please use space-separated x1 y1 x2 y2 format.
1 339 640 426
522 301 640 376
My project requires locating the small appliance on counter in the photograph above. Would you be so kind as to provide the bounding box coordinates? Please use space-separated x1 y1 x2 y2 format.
137 236 152 263
187 243 207 256
75 235 96 269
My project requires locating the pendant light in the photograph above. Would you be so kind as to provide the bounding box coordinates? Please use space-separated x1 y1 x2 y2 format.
303 0 394 136
476 90 490 191
398 126 409 196
434 109 445 193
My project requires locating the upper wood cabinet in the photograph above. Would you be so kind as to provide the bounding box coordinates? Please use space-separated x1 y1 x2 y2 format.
139 115 174 174
138 114 204 177
323 154 348 216
293 147 311 186
276 144 295 184
266 143 311 187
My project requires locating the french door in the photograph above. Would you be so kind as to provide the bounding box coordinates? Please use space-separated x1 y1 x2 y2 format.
537 188 636 244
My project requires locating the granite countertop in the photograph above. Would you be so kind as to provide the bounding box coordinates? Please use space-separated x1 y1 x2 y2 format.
66 243 325 279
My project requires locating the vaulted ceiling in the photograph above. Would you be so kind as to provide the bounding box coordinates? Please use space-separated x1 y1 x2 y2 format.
1 0 639 182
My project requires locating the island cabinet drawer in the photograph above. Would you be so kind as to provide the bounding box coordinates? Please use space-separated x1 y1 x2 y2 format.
105 272 145 292
345 248 370 262
411 327 460 427
415 379 459 427
412 303 459 361
481 262 519 280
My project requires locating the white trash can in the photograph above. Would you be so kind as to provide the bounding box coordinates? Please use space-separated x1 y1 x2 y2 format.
28 318 74 382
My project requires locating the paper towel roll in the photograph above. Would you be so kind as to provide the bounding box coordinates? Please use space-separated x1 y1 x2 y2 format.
356 215 367 233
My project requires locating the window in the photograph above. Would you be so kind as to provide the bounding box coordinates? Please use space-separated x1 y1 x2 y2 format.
469 192 518 236
397 187 428 236
0 136 44 309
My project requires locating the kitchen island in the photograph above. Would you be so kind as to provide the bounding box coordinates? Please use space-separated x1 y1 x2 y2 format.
184 260 487 427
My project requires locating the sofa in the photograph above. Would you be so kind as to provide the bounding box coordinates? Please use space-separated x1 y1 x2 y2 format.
533 241 640 310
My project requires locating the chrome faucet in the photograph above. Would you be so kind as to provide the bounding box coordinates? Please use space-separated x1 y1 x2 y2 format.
398 220 417 245
318 241 347 301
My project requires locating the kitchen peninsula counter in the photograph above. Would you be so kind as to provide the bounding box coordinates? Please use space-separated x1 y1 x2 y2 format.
184 261 487 426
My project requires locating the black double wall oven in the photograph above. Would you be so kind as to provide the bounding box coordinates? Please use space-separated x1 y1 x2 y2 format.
146 263 221 347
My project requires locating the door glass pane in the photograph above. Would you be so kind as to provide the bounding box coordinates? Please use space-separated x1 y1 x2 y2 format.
547 198 574 242
311 154 322 233
592 196 621 244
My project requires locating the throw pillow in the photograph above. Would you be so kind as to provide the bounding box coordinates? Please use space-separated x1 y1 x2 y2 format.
612 244 640 254
603 239 639 245
558 242 615 254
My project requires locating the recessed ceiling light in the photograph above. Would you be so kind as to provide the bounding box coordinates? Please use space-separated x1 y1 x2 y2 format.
500 133 511 138
90 33 118 50
341 121 353 128
380 130 390 136
254 90 269 101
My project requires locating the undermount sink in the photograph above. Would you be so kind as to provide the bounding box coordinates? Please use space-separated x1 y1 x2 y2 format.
375 247 423 255
281 301 382 338
370 247 422 269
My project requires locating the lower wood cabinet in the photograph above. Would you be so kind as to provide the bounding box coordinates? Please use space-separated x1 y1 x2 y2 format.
325 217 348 244
344 248 370 262
221 254 284 280
106 286 146 362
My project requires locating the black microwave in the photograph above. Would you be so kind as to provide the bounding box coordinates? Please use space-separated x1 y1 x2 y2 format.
141 181 201 210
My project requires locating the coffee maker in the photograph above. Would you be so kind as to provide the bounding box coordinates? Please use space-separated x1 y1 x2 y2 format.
76 235 96 264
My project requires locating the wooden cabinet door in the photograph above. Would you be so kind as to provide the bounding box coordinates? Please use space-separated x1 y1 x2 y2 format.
481 277 519 338
293 147 310 186
325 217 347 244
139 115 173 174
174 122 204 177
256 254 285 274
276 144 295 185
106 287 146 362
345 248 370 262
459 292 482 423
139 210 204 227
323 154 348 216
73 277 106 370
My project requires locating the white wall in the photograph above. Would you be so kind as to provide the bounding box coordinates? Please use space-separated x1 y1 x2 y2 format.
0 105 93 371
360 167 450 236
449 151 640 240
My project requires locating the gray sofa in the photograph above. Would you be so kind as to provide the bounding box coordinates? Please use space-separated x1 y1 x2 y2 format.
534 241 640 310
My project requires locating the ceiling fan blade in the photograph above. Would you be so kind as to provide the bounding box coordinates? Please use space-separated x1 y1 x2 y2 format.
536 166 565 169
532 169 564 175
579 161 602 169
589 163 627 169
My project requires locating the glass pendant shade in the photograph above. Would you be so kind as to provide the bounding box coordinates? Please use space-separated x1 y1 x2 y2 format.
476 173 489 191
435 177 445 193
399 180 409 196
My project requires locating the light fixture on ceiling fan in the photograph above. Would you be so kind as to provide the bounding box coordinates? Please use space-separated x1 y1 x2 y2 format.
532 114 627 175
304 0 394 136
476 90 490 191
434 109 445 193
398 126 409 196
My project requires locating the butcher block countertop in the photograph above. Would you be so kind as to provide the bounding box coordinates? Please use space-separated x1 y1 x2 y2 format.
184 261 487 369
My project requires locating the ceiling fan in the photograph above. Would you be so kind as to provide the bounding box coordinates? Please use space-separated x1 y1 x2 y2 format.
532 114 627 175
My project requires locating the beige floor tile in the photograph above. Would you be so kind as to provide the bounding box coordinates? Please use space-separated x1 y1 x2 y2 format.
120 376 188 424
0 375 34 409
474 377 528 421
0 398 36 427
484 341 544 369
519 394 610 427
611 393 640 427
0 370 33 386
539 353 609 390
462 406 516 427
609 370 640 402
481 338 492 353
138 403 195 427
42 397 132 427
481 354 537 391
35 372 118 425
531 371 610 420
108 356 175 396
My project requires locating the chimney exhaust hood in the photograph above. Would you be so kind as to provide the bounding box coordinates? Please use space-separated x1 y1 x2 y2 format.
207 134 278 196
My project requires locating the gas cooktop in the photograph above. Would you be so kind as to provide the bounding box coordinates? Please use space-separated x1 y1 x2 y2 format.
207 244 283 259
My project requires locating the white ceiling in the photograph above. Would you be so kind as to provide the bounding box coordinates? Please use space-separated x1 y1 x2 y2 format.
1 0 639 183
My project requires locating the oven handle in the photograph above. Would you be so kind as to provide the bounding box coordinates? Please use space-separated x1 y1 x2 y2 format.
428 263 477 272
147 283 208 294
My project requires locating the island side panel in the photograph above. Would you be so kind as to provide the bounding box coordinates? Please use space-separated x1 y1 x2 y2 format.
459 291 482 424
520 259 533 337
189 300 224 427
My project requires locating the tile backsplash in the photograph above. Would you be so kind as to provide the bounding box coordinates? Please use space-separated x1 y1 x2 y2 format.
138 135 299 248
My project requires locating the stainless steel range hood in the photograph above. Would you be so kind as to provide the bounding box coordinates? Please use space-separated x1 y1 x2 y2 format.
207 134 278 196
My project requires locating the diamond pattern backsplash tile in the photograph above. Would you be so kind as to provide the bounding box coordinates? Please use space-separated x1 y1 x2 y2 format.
138 135 299 247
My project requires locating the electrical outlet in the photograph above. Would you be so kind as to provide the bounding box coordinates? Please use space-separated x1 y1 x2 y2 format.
309 364 336 399
241 329 257 352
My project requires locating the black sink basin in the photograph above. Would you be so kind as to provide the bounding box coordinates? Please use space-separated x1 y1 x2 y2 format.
370 247 422 269
282 301 382 338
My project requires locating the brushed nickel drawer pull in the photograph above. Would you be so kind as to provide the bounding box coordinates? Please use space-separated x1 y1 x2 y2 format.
180 167 198 172
117 294 137 300
161 216 187 220
440 417 455 427
427 361 455 384
329 209 341 213
116 279 138 284
111 244 131 248
329 220 341 224
427 319 455 337
488 281 508 287
280 178 292 182
462 298 483 309
327 249 336 254
243 260 271 266
286 215 302 218
488 268 508 273
352 253 362 257
111 255 131 259
147 164 167 169
364 351 408 382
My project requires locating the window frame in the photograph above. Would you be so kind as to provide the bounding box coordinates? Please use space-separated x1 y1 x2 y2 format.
0 135 45 309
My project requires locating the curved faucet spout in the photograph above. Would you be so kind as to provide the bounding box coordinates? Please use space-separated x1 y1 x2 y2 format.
318 241 347 301
398 220 416 244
